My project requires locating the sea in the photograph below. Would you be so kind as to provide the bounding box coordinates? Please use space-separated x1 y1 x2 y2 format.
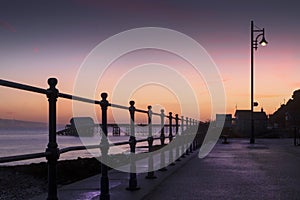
0 126 165 166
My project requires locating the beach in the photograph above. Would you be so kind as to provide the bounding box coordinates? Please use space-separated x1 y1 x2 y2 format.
0 157 101 199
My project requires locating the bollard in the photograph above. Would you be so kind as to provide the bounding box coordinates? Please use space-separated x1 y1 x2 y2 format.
127 101 140 190
99 93 110 200
46 78 59 200
159 109 167 171
146 105 156 179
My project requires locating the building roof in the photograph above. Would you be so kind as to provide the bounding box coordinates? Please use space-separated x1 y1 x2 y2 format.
234 110 267 120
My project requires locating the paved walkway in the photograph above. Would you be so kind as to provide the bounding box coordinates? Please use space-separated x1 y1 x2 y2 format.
144 139 300 200
33 139 300 200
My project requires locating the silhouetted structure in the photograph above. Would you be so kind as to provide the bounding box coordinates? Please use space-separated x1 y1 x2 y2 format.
250 20 268 144
269 89 300 129
216 114 232 138
216 114 232 129
234 109 267 137
57 117 95 137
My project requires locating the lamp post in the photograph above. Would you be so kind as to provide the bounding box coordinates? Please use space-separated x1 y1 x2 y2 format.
250 20 268 144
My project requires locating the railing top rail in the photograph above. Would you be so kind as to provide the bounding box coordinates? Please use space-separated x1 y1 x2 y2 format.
110 103 128 110
0 79 48 95
135 108 148 114
58 92 100 104
0 79 188 120
152 112 161 116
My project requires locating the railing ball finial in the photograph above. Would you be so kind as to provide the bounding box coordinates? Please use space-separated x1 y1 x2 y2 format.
129 100 135 106
148 105 152 110
101 92 108 100
48 78 58 88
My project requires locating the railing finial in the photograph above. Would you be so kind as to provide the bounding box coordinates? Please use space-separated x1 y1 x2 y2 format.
130 100 135 106
101 92 108 100
48 78 58 88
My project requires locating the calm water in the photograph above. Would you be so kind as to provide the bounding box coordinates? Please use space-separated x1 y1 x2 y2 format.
0 126 165 166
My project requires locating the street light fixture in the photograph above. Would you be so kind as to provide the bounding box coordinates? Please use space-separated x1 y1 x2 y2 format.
250 20 268 144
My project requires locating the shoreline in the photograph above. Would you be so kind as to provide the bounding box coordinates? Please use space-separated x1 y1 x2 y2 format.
0 157 101 199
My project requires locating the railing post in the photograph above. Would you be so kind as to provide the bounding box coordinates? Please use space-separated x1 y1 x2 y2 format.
195 120 199 149
169 112 173 142
127 101 140 190
146 105 156 179
191 119 194 150
175 114 181 161
189 118 193 153
99 93 110 200
185 117 190 155
181 116 185 158
159 109 167 171
160 109 165 145
168 112 175 166
193 119 197 150
46 78 59 200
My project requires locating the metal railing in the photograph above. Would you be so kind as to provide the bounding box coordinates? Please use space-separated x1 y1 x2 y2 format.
0 78 206 200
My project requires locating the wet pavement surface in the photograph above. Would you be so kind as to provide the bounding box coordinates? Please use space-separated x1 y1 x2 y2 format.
32 138 300 200
143 139 300 200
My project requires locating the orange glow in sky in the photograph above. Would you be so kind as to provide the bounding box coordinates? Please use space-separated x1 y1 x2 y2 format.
1 1 300 124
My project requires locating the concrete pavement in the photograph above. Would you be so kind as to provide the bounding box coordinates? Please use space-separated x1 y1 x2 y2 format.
33 138 300 200
143 139 300 200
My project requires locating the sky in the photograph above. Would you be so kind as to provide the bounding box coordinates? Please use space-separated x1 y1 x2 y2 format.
1 0 300 124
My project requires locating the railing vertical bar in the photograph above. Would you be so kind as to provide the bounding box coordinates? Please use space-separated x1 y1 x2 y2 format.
193 119 197 151
168 112 175 166
185 117 190 156
127 101 140 190
189 118 193 153
181 116 185 158
194 120 198 149
146 105 156 179
46 78 59 200
159 109 167 171
99 93 110 200
175 114 181 161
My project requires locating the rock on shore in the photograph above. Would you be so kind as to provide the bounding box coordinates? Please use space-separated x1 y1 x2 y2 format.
0 157 101 199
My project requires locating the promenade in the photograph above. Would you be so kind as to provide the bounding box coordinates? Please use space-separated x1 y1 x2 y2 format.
33 138 300 200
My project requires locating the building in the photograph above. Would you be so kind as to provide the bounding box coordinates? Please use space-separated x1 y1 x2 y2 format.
234 109 267 137
216 114 232 135
216 114 232 128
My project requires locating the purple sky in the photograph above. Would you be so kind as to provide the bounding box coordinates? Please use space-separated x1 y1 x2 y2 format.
1 0 300 122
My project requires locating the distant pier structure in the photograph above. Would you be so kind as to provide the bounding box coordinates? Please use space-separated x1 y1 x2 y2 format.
57 117 95 137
